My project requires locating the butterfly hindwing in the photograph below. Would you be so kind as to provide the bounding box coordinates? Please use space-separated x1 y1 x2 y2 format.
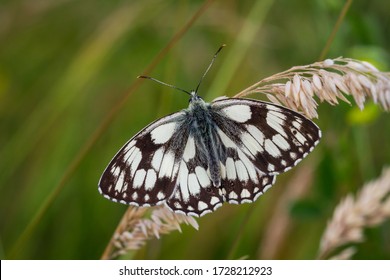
220 146 276 205
166 154 224 216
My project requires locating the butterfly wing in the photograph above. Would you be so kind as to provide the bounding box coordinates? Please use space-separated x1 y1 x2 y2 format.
98 111 189 207
164 148 225 216
220 145 276 205
210 98 321 204
98 109 225 217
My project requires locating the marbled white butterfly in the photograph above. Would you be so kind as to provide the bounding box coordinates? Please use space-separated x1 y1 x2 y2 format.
98 46 321 217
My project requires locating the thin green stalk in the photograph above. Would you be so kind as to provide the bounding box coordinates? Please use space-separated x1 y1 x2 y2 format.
352 126 375 180
226 206 255 260
318 0 353 60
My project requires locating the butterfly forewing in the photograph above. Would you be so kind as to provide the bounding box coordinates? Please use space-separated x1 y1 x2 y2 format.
211 98 321 175
99 111 188 206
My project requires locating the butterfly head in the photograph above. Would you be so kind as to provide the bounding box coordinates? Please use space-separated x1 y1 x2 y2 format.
188 90 207 109
189 90 202 102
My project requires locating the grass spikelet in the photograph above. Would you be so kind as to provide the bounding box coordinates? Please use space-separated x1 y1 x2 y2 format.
101 206 198 259
236 58 390 118
318 167 390 259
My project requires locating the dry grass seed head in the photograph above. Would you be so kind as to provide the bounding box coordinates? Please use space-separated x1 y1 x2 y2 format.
107 205 198 259
237 58 390 118
318 167 390 259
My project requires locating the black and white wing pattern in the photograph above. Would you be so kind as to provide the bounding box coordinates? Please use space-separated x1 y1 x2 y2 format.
212 98 320 175
99 97 321 217
210 98 320 206
98 111 188 208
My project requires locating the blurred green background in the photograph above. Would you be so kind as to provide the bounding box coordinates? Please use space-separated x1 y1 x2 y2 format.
1 0 389 260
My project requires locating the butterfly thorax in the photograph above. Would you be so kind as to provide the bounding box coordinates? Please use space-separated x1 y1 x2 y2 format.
186 92 222 187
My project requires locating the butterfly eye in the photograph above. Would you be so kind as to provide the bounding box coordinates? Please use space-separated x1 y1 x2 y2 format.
190 94 201 103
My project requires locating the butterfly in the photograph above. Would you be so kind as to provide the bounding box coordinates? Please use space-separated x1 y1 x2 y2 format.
98 46 321 217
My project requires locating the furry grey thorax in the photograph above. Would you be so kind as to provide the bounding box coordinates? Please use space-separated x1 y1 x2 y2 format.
185 91 222 187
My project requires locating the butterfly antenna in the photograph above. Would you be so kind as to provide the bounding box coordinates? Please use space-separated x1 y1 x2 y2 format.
138 75 192 96
194 44 226 94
